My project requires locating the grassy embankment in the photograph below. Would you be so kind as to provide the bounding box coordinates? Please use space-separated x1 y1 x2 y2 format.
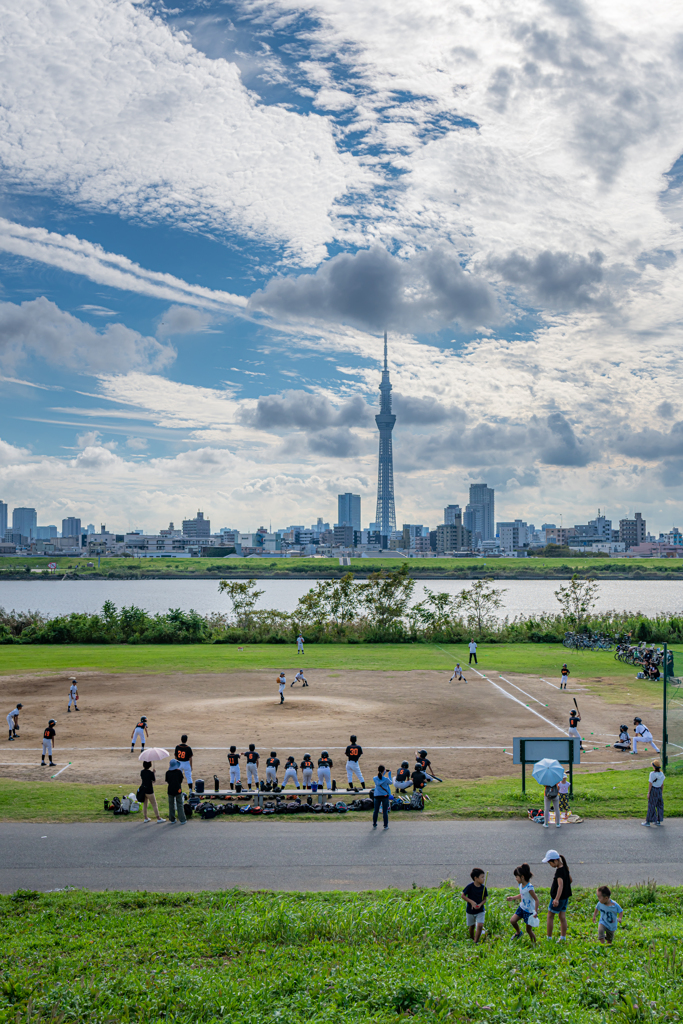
1 886 682 1024
2 554 682 577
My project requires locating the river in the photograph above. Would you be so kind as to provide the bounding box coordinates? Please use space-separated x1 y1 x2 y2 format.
0 579 681 619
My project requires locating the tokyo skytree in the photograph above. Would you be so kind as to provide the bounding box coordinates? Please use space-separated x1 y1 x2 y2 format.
374 330 396 535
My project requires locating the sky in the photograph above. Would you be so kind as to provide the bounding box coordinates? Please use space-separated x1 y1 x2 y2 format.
1 0 683 534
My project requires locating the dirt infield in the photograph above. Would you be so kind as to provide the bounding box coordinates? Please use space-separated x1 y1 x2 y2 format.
0 666 662 787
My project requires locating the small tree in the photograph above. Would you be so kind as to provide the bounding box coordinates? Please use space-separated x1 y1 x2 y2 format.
218 579 264 629
554 575 599 625
358 564 415 636
409 589 458 637
294 574 358 636
456 579 507 635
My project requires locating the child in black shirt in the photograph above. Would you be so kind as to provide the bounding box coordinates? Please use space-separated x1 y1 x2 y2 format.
461 868 488 943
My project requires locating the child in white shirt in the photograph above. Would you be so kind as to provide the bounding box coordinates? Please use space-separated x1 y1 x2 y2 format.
507 863 539 944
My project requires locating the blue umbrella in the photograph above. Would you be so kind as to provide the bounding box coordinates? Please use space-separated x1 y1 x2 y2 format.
532 758 565 786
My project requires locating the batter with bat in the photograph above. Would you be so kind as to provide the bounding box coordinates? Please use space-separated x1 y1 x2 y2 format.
568 699 585 752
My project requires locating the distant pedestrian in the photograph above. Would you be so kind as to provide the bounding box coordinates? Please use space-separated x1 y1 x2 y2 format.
592 885 623 944
543 850 572 941
174 734 193 791
278 673 286 704
345 734 365 790
632 718 660 754
293 669 308 687
6 703 22 741
543 779 561 828
297 634 305 654
265 751 280 786
130 716 148 753
165 758 186 824
227 746 241 790
67 679 80 712
317 750 333 789
41 719 57 767
139 760 165 823
468 639 478 664
642 759 665 826
242 744 260 789
372 765 393 830
300 753 314 788
507 863 539 944
461 868 488 943
560 664 569 690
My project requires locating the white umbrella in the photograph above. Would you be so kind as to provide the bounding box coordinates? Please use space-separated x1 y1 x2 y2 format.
138 747 169 762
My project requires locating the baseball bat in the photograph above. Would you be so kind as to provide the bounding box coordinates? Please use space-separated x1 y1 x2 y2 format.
573 697 580 714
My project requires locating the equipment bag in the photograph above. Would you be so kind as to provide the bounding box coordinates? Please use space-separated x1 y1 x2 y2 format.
546 784 559 800
410 791 425 810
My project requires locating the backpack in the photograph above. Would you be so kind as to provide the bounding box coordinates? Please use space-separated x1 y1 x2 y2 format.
199 803 219 819
546 784 559 800
410 791 425 810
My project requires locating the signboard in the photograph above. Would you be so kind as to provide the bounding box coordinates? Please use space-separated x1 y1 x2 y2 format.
47 563 57 570
513 736 580 795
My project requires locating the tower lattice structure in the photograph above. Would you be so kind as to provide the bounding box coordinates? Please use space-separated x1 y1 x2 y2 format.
375 330 397 535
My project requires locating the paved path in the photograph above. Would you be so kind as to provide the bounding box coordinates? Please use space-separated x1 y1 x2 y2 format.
2 819 679 892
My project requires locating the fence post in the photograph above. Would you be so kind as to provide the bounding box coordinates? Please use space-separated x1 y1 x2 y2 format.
663 642 668 771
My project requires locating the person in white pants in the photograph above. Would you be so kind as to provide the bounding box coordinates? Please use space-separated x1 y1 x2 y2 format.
632 718 660 753
6 704 22 741
130 717 148 752
227 747 241 789
297 634 304 654
243 744 260 789
317 751 333 789
345 734 365 789
292 669 308 687
265 751 280 786
67 680 79 712
449 664 464 682
300 754 314 788
278 673 286 704
394 761 412 791
282 757 299 788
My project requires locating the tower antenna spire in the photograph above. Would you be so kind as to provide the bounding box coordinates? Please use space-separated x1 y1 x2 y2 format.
384 329 388 371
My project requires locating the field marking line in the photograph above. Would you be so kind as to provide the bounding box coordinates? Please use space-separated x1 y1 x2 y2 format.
498 675 548 707
51 763 72 778
472 669 568 735
4 745 509 752
539 678 560 689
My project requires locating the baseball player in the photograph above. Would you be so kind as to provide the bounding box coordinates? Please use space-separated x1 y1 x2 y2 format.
282 756 300 788
317 750 333 790
300 752 314 788
67 679 80 712
278 673 286 704
131 716 148 752
227 746 241 789
297 633 304 654
415 749 442 783
632 717 660 754
6 703 22 741
345 734 364 790
560 664 570 690
41 719 56 767
568 708 584 752
449 664 465 682
394 760 412 791
174 734 193 790
243 743 260 789
292 669 308 687
265 751 280 786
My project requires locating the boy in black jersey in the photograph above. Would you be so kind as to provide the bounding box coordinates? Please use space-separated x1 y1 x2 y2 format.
282 756 299 788
461 868 488 943
568 710 585 752
41 720 56 767
411 763 427 791
345 734 364 790
227 746 241 789
317 750 333 789
265 751 280 787
242 743 260 789
300 753 314 788
415 748 441 783
394 760 412 791
174 734 193 791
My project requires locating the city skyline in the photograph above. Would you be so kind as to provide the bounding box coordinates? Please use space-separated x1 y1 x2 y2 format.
1 0 682 531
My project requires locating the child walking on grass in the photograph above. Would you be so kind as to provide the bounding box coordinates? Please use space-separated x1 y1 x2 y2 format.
592 886 623 944
507 863 539 944
543 849 572 941
461 868 488 944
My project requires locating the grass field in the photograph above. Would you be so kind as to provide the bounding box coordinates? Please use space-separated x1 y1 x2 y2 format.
2 641 680 680
2 768 678 823
1 885 681 1024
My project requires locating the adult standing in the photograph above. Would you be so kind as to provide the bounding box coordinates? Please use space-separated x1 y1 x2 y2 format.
632 718 660 754
543 850 572 941
139 760 165 823
543 780 561 828
174 734 193 791
165 758 186 824
468 639 478 665
372 765 393 830
345 734 365 790
40 720 56 768
67 680 80 712
642 759 665 826
6 703 22 741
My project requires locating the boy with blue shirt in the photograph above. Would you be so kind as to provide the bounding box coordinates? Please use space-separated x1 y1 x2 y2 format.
592 886 623 944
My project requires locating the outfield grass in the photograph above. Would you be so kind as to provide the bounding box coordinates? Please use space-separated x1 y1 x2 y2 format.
2 768 678 823
1 885 681 1024
2 640 680 681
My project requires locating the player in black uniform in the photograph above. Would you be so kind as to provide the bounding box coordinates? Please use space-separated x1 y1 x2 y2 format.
41 720 56 767
317 750 333 789
345 734 364 790
174 734 193 791
411 763 427 791
415 749 441 783
265 751 280 787
300 753 315 788
227 746 241 789
282 756 299 788
568 710 584 752
242 743 260 789
394 760 412 792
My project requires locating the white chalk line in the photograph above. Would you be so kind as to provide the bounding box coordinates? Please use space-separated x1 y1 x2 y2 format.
470 667 568 735
539 677 560 689
498 674 548 707
3 745 509 752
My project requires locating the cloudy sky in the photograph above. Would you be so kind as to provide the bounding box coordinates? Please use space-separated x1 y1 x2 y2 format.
1 0 683 534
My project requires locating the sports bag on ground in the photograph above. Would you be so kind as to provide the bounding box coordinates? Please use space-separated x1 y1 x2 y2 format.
410 791 425 810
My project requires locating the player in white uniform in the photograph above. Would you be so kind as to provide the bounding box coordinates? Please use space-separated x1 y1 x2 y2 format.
632 717 660 753
130 716 148 752
67 680 79 712
7 703 22 741
243 744 260 789
227 746 241 788
282 756 300 788
265 751 280 786
300 753 314 788
449 664 464 682
297 634 304 654
317 751 333 789
345 734 365 789
292 669 308 687
278 673 286 704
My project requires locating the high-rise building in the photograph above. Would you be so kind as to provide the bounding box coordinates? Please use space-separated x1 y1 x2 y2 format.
86 524 95 534
182 511 211 538
619 512 646 551
62 517 82 538
464 484 494 542
374 331 396 536
337 493 361 532
35 526 58 540
444 504 461 525
0 501 7 539
12 507 37 540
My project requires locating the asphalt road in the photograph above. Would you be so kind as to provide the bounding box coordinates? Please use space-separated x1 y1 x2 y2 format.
2 819 680 892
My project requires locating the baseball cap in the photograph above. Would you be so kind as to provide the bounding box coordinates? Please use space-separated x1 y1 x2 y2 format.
542 849 560 863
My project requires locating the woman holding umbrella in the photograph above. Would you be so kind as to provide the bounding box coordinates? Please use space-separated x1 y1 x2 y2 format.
138 747 170 823
532 758 564 829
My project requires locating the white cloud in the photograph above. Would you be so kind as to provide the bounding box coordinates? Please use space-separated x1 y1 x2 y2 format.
156 305 216 338
76 430 117 451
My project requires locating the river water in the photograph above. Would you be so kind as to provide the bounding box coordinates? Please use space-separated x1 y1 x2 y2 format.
0 579 682 619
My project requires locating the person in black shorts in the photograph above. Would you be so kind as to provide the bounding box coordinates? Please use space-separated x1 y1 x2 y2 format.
243 743 260 789
174 734 194 791
228 746 241 789
345 734 364 790
265 751 280 787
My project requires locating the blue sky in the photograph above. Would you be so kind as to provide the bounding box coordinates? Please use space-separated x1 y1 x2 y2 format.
1 0 683 534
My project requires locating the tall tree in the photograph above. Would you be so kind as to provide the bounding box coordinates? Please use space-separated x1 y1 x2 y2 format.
456 579 507 635
358 564 415 635
555 575 599 624
217 579 264 628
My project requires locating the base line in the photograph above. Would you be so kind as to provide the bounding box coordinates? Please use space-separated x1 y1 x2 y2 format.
470 668 568 735
498 674 548 707
539 677 560 689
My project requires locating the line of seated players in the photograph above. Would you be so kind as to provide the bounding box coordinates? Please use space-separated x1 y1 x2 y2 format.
225 742 439 794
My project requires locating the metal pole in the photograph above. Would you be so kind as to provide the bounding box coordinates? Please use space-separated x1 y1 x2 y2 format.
663 642 668 771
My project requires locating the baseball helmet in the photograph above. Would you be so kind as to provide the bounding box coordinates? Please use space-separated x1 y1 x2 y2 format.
270 751 277 757
414 763 422 770
140 716 147 722
304 752 311 759
418 749 428 757
401 760 409 768
16 703 23 709
49 719 56 725
321 750 329 757
620 725 628 731
633 717 642 724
